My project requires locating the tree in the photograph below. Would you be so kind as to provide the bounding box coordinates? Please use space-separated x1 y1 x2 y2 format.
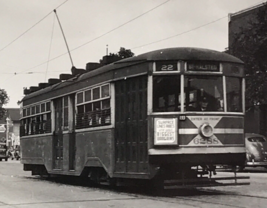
0 89 9 119
99 47 134 65
117 47 134 59
231 3 267 106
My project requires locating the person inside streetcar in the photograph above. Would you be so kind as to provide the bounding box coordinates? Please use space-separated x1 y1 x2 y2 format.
195 96 210 111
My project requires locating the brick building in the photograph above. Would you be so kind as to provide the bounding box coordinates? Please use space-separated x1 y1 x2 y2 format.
228 2 267 135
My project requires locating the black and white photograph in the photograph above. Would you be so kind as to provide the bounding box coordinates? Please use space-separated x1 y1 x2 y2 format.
0 0 267 207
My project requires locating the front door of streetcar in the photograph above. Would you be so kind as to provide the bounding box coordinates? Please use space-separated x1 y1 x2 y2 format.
53 98 63 170
115 76 148 174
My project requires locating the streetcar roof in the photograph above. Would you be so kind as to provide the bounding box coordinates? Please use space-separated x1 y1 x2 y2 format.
22 47 243 103
116 47 243 64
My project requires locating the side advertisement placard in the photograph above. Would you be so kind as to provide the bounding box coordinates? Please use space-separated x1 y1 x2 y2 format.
154 118 178 145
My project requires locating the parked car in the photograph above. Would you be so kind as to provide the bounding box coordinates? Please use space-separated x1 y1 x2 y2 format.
0 142 8 161
237 133 267 171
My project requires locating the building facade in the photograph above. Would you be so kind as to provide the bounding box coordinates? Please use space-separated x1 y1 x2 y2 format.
228 2 267 135
0 108 20 147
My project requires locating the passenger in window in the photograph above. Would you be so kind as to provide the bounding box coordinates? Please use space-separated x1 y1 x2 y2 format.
95 108 101 125
87 112 93 126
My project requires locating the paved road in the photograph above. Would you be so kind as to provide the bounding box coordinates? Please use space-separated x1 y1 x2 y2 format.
0 161 267 208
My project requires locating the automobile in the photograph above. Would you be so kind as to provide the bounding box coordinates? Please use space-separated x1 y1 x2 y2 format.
0 142 8 161
237 133 267 171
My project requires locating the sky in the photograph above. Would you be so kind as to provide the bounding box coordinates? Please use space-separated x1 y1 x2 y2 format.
0 0 265 108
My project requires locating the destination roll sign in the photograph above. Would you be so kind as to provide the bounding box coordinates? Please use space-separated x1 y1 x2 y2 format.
187 61 220 72
156 61 178 71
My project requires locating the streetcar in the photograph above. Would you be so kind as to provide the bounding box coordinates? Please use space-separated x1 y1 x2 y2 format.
20 47 249 188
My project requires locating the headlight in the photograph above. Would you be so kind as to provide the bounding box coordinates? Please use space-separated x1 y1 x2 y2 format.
199 123 214 138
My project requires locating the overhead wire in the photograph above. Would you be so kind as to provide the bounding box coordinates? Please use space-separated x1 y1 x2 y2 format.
17 0 171 72
132 16 227 49
4 0 266 76
0 0 68 85
0 0 68 53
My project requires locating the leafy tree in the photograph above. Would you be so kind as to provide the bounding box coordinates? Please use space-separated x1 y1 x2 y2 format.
117 47 134 59
231 3 267 106
0 89 9 119
99 47 134 65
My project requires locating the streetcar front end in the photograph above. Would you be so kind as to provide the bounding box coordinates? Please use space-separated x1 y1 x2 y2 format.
148 56 246 175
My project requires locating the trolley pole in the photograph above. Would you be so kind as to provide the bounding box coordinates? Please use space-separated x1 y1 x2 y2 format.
54 9 74 67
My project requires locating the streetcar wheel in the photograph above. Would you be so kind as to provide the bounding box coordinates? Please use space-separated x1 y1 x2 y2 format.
5 158 7 161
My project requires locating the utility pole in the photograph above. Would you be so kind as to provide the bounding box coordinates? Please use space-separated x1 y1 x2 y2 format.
6 117 9 147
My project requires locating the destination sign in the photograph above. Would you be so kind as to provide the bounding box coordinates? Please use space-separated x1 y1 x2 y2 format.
187 61 220 72
156 61 178 72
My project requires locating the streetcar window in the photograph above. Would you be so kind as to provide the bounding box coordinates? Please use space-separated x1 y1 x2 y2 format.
75 83 111 129
36 105 40 114
226 77 242 112
63 96 69 130
41 103 45 112
46 102 51 111
153 76 181 112
102 99 110 109
93 87 100 100
77 92 84 104
31 106 35 115
23 109 26 117
26 108 30 116
101 84 110 97
85 103 92 112
184 76 223 112
85 90 91 102
93 101 101 111
21 101 52 136
248 137 266 142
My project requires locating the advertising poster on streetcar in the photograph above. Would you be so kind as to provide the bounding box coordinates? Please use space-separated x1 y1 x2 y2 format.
154 118 177 145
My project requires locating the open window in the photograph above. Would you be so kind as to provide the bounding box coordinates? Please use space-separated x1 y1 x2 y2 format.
153 76 181 112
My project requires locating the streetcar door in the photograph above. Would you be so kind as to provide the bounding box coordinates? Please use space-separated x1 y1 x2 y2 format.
115 76 148 173
53 98 63 170
68 94 76 170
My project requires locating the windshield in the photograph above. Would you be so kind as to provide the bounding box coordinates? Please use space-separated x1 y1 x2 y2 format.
152 75 242 113
248 137 266 142
184 76 223 112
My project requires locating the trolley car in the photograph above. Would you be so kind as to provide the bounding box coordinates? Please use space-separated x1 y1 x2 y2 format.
20 47 249 188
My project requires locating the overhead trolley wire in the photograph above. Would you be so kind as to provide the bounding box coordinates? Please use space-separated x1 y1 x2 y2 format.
68 0 171 52
132 16 228 49
18 0 171 72
0 0 68 53
7 0 263 76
